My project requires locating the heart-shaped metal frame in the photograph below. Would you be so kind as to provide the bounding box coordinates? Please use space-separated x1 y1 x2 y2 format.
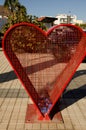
2 22 86 121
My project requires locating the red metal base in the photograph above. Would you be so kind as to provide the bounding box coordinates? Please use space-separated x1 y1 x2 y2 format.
25 104 63 123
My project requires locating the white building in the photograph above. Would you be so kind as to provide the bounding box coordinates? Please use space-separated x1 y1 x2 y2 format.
75 20 83 25
54 14 84 25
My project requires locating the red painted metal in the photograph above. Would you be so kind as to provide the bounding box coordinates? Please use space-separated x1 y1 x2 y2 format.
2 22 86 121
46 24 86 116
25 104 63 122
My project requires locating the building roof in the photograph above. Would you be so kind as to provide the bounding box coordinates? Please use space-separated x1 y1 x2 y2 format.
38 16 57 23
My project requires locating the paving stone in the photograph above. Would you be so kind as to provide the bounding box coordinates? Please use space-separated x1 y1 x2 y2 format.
41 123 49 129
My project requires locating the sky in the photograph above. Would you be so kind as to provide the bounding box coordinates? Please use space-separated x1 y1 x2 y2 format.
0 0 86 22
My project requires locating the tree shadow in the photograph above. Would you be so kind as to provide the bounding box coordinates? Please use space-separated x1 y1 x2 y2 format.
48 65 86 119
49 82 86 119
0 88 28 98
0 58 61 83
0 69 86 101
72 69 86 79
0 67 86 83
0 71 17 83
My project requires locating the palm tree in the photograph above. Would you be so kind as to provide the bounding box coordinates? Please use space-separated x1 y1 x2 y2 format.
17 5 28 22
2 0 47 32
4 0 19 13
4 0 28 23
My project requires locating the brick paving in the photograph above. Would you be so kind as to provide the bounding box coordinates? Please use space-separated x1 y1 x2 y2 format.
0 49 86 130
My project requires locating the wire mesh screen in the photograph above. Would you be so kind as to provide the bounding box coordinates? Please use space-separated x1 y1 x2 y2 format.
47 26 82 88
3 23 86 116
47 25 86 104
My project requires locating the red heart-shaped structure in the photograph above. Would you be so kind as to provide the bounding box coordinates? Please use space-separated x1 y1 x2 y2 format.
2 23 86 121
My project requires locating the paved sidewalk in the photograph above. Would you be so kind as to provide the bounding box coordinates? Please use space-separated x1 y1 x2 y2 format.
0 50 86 130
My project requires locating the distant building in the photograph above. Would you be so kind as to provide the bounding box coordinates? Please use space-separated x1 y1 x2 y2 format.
54 14 84 25
54 14 77 25
0 5 9 30
38 15 84 29
38 16 57 29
